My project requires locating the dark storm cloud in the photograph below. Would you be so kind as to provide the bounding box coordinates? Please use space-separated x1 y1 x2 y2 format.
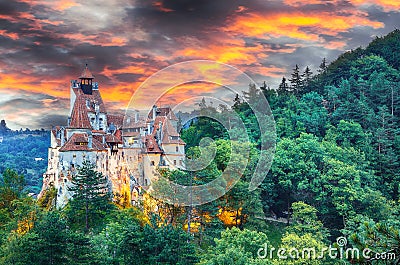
0 0 29 15
0 94 68 110
0 93 69 129
114 73 143 83
0 98 42 110
35 114 68 129
127 0 245 38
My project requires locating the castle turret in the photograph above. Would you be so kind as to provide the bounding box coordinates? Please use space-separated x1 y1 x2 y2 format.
79 64 94 95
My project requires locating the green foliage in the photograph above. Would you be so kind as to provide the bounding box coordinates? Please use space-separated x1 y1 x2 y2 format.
37 185 57 210
199 227 273 265
67 160 115 232
344 213 400 264
1 211 95 265
287 202 328 240
0 132 49 194
0 169 25 209
273 233 328 265
91 212 198 265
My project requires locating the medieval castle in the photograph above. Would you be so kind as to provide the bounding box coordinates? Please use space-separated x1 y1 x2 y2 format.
39 65 185 208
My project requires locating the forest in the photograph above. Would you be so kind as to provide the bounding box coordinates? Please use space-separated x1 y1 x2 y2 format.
0 30 400 264
0 129 49 194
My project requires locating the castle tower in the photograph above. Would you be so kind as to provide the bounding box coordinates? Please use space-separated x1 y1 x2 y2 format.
79 64 94 95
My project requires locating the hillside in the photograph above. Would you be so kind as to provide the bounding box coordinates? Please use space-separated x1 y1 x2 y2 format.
0 130 49 194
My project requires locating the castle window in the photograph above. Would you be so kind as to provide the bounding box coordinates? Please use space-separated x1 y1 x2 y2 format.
151 161 155 166
176 146 179 152
174 160 176 165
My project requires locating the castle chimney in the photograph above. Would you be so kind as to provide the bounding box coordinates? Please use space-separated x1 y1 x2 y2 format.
60 127 65 146
158 121 163 145
134 110 139 123
152 105 157 121
88 133 93 148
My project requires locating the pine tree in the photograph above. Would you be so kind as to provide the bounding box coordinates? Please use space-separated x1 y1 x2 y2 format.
317 57 328 74
243 83 260 104
232 93 241 110
278 76 289 94
289 64 303 94
302 66 313 87
68 160 113 232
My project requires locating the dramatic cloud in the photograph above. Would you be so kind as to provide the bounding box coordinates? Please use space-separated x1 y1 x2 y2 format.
0 0 399 128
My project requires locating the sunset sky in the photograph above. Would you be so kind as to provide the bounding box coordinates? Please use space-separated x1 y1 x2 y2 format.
1 0 400 129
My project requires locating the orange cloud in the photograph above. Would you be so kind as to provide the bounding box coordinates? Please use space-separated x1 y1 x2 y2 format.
68 33 129 47
152 1 174 12
0 73 67 98
355 0 400 11
284 0 400 12
19 0 80 11
0 30 19 40
225 11 383 42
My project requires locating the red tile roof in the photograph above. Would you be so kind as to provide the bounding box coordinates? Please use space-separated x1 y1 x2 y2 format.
162 120 185 145
59 133 107 152
143 135 163 153
142 116 184 153
148 106 177 120
92 130 105 134
93 134 104 144
69 88 107 129
107 114 124 128
114 129 122 141
105 134 122 143
80 64 94 79
123 131 140 137
69 96 92 129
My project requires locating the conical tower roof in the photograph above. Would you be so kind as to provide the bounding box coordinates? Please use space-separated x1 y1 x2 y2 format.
80 64 94 79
